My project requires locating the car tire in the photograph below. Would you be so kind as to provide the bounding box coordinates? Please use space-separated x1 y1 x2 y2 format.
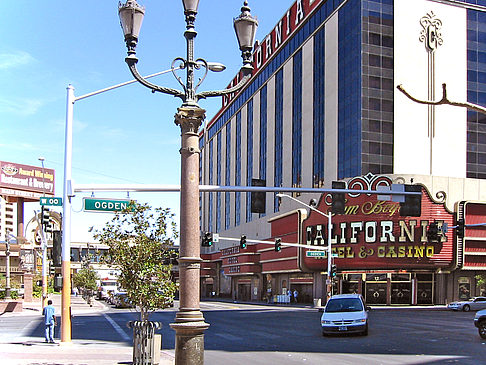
479 321 486 339
362 325 368 336
322 330 328 337
463 304 471 312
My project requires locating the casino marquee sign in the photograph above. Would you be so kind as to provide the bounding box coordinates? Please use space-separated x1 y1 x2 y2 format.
300 174 455 272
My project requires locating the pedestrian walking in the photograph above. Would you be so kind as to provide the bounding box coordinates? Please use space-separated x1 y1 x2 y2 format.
287 288 292 304
293 289 298 303
42 299 56 343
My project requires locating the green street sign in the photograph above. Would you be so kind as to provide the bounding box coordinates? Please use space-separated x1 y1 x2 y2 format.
306 251 326 257
40 197 63 206
83 198 132 213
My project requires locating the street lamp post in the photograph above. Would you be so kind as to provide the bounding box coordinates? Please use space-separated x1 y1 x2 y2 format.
62 68 180 344
118 1 258 363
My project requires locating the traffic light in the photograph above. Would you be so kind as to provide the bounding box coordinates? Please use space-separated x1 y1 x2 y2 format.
44 217 54 234
41 206 50 226
399 184 422 217
331 181 346 214
202 232 213 247
275 238 282 252
52 230 62 267
456 219 465 238
240 235 247 249
426 222 440 242
330 264 337 278
251 178 266 213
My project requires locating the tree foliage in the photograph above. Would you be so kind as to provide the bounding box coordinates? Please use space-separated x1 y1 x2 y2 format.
94 202 178 321
73 266 99 292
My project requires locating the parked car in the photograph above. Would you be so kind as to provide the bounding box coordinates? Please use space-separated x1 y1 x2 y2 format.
474 309 486 339
320 294 370 336
447 296 486 312
113 292 134 308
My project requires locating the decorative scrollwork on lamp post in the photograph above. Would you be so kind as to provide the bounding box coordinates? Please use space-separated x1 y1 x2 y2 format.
118 1 258 363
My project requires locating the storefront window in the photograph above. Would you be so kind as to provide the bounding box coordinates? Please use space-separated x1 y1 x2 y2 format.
458 277 471 300
416 273 434 305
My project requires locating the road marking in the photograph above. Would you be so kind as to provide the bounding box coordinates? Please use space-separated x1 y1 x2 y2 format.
214 333 242 341
103 313 131 341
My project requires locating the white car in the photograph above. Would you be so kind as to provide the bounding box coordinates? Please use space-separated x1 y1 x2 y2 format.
320 294 370 336
447 297 486 312
98 280 118 300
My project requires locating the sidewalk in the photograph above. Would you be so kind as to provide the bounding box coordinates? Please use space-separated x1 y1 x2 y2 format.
1 294 175 365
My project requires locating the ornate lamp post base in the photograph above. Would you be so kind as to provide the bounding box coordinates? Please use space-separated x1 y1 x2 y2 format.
170 319 210 364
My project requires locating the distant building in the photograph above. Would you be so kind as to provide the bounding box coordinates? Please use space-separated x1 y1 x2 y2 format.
199 0 486 305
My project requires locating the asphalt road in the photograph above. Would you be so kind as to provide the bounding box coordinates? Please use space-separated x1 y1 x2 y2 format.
1 301 485 364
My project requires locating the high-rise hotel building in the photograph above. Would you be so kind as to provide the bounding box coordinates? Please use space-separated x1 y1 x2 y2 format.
199 0 486 305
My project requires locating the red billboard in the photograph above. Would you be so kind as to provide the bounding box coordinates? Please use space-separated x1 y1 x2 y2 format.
301 174 455 271
0 160 55 200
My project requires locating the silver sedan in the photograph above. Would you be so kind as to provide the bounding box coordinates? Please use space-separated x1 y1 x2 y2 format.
447 297 486 312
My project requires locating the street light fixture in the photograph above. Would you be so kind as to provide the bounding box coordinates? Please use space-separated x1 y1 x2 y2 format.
118 1 258 363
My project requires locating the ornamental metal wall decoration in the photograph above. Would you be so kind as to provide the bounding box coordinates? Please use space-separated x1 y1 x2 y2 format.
419 11 443 174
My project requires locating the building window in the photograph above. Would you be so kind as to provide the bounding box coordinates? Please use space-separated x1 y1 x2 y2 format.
216 132 222 232
467 8 486 179
313 26 325 187
208 139 213 232
260 84 268 217
293 49 303 192
225 120 231 230
275 68 283 212
338 0 362 179
246 99 254 223
235 112 241 226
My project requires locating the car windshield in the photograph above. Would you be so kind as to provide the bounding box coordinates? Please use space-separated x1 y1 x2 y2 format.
102 281 117 287
325 298 364 313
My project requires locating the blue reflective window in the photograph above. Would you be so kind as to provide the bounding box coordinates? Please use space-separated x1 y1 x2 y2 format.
246 99 254 222
235 112 241 226
260 85 268 217
275 69 283 212
208 139 213 232
314 26 326 187
225 121 231 230
293 50 303 190
216 132 222 232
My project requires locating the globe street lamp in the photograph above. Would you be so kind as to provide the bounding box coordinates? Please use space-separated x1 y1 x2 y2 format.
118 1 258 363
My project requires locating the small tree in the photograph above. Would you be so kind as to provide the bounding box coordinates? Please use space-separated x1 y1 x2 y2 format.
94 202 178 322
73 266 99 293
476 274 486 296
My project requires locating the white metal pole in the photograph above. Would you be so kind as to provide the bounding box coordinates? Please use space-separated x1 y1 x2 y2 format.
61 85 74 343
5 239 10 298
327 213 333 300
39 158 48 308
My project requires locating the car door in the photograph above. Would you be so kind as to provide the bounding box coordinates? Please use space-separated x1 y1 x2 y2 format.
475 298 486 310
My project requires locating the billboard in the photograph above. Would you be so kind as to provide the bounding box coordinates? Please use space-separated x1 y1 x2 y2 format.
300 174 455 271
0 160 55 201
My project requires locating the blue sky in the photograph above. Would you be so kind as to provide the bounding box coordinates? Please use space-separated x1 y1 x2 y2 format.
1 0 294 242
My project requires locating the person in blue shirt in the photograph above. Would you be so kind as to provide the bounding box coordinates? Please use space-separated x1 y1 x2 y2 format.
42 299 56 343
